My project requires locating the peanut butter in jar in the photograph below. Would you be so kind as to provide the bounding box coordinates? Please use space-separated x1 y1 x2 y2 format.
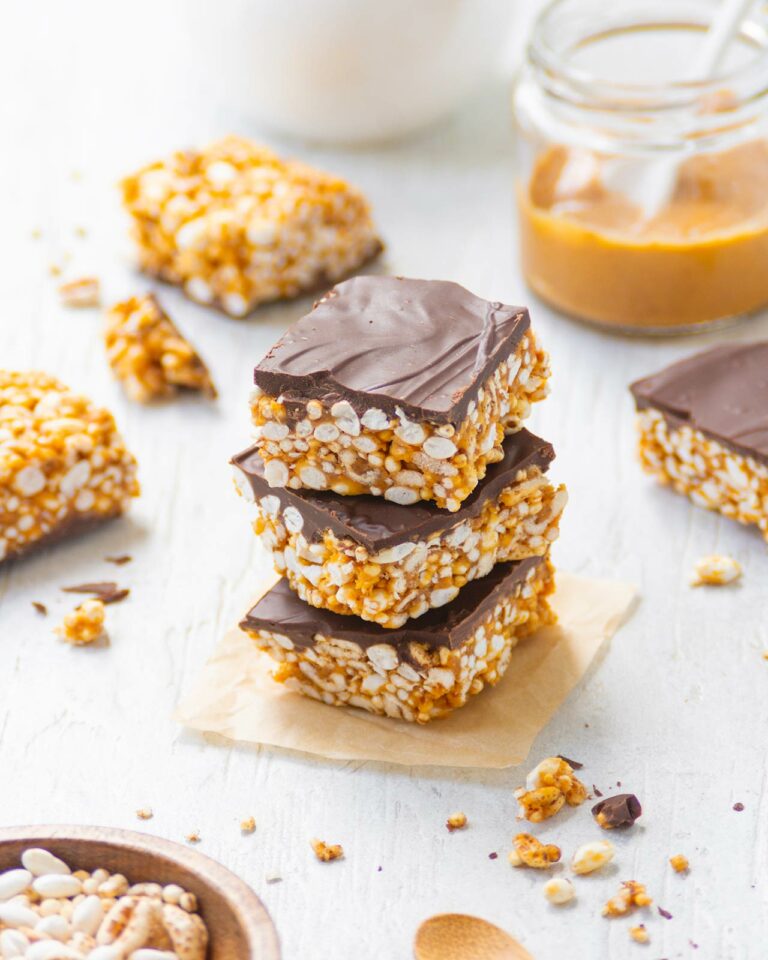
513 0 768 334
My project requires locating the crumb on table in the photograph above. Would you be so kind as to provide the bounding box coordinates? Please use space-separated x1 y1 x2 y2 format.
56 599 107 646
311 838 344 862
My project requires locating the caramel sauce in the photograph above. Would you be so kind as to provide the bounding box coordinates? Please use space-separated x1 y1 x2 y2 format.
519 140 768 330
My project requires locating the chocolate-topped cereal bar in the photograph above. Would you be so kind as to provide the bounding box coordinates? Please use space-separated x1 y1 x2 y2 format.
241 556 555 723
233 430 566 628
1 372 139 564
251 276 550 510
631 342 768 540
121 136 381 317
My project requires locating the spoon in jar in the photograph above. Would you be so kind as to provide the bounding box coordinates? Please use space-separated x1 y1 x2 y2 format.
413 914 534 960
630 0 755 219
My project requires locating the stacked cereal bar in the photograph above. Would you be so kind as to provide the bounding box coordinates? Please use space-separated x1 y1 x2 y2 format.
234 276 563 722
233 429 566 628
241 558 554 723
250 276 550 510
631 343 768 540
121 136 382 317
0 371 139 564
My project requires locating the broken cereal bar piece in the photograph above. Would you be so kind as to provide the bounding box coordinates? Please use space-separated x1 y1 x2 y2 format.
121 136 381 317
105 294 216 402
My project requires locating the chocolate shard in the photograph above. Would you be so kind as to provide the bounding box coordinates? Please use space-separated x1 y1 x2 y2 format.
233 429 554 553
254 276 531 426
591 793 642 829
105 554 132 565
658 907 673 920
62 582 130 604
557 754 583 769
630 342 768 464
32 601 48 615
593 785 603 797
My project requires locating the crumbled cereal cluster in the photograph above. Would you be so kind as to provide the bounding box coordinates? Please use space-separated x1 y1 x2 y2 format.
690 553 742 587
245 559 555 723
121 136 381 317
244 468 566 628
603 881 653 917
636 408 768 542
515 756 588 823
0 846 208 959
310 839 344 863
0 371 139 564
508 833 561 869
56 599 107 646
251 335 550 511
104 295 217 403
58 277 101 308
629 924 649 944
669 853 689 873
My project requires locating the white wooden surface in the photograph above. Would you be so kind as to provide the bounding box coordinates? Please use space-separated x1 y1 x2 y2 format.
2 5 768 958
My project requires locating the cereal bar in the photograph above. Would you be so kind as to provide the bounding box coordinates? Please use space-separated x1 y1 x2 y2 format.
240 556 555 723
631 343 768 541
251 276 550 510
104 293 217 402
121 136 382 317
233 430 566 628
0 371 139 564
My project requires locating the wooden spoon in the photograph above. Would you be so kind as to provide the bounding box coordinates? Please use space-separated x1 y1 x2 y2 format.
414 913 534 960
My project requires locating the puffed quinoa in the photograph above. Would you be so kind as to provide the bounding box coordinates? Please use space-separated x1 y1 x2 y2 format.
0 847 208 960
56 599 107 646
240 817 256 834
690 554 742 587
629 924 649 944
572 839 615 875
508 833 561 869
121 136 381 317
0 371 139 564
542 877 576 905
58 276 100 307
515 756 588 823
136 808 154 821
445 812 468 832
105 294 217 403
603 881 653 917
669 854 689 873
310 839 344 862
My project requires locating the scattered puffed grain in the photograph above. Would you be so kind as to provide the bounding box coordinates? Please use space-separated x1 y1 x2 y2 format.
445 812 468 832
542 877 576 905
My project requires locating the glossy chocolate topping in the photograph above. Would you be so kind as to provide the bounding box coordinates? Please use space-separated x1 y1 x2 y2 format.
630 342 768 464
254 276 530 425
240 557 545 653
232 430 554 552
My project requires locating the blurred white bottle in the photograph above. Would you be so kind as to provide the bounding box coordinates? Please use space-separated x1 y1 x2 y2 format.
186 0 520 144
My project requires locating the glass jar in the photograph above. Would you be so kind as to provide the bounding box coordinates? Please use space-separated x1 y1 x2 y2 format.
513 0 768 334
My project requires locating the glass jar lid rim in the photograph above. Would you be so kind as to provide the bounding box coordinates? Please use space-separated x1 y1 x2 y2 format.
529 0 768 108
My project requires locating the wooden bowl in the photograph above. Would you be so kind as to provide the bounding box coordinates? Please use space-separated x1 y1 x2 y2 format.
0 825 280 960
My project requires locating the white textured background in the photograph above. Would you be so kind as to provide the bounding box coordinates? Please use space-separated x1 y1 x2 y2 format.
1 4 768 958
